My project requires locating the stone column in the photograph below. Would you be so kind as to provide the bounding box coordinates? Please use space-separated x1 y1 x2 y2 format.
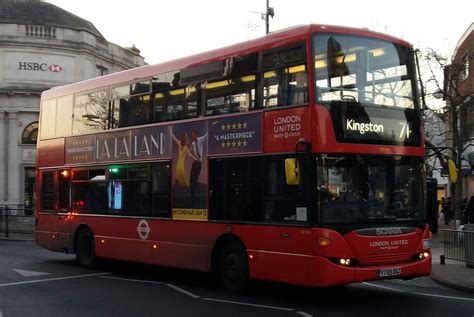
7 111 20 205
0 112 5 202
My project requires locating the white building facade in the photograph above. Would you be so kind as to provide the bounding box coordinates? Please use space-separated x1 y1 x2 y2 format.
0 0 145 213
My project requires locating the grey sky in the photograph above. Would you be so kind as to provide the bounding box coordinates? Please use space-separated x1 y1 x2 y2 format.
48 0 472 65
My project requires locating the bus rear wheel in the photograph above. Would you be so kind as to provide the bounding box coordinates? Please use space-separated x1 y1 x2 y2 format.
75 228 96 268
218 241 249 292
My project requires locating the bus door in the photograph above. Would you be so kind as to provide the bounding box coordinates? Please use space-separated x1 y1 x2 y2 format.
270 157 311 229
52 169 72 251
252 155 313 284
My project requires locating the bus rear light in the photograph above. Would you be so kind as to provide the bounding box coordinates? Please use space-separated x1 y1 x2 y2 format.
101 239 105 244
60 170 69 178
153 244 158 249
318 236 331 247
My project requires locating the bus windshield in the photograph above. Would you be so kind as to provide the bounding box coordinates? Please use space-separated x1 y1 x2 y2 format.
317 155 424 225
313 33 417 109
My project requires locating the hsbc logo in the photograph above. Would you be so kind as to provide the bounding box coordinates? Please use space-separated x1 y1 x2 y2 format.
48 64 63 72
18 61 63 73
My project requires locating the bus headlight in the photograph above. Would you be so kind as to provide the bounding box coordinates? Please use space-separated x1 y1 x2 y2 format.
419 252 430 259
339 258 351 266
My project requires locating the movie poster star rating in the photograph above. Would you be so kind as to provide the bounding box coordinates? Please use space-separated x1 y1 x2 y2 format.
65 135 96 164
220 122 249 149
209 113 262 155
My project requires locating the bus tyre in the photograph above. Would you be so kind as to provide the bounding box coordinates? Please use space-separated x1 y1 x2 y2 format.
218 241 249 292
76 228 96 268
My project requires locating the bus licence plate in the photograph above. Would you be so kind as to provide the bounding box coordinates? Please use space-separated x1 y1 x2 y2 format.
378 267 401 277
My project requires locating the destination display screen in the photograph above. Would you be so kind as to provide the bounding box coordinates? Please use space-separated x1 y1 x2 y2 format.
330 103 421 146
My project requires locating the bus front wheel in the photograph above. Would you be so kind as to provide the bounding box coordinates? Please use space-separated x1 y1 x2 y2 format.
218 241 249 292
75 228 96 268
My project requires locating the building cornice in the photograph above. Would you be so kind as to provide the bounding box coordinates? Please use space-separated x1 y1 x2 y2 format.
453 22 474 59
0 90 42 96
0 38 140 69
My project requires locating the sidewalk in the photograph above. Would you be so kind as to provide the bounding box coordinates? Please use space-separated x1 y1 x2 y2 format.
430 221 474 293
0 232 34 241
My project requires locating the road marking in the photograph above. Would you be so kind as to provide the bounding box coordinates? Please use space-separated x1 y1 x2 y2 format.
0 273 108 287
100 276 163 285
365 282 474 302
99 276 313 315
166 283 200 299
202 297 294 312
413 292 474 302
13 269 51 277
363 282 403 292
98 276 200 299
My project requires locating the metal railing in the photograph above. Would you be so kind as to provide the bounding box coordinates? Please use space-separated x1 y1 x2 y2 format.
0 205 34 238
443 228 474 264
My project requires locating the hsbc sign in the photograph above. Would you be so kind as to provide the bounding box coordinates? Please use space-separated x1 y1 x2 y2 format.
18 61 63 73
4 51 75 83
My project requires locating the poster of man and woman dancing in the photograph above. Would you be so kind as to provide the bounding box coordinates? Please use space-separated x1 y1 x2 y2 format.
168 121 215 220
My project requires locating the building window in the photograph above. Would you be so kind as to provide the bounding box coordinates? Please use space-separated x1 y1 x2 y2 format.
461 103 474 140
22 122 38 144
97 65 108 76
24 167 36 213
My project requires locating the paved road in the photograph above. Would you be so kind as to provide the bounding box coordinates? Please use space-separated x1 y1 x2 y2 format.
1 240 473 317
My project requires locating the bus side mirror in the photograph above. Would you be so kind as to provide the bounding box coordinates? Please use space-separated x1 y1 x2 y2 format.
285 158 300 185
448 159 458 184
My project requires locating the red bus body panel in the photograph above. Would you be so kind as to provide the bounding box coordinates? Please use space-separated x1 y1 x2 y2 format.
36 213 431 287
37 139 65 167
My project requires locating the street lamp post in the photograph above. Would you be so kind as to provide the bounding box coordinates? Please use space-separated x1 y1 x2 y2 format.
250 1 275 35
265 0 274 35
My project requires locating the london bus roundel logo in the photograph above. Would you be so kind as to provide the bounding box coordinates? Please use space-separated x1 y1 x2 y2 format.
137 219 150 240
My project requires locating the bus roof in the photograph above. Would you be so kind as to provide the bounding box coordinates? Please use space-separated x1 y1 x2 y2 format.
41 24 412 100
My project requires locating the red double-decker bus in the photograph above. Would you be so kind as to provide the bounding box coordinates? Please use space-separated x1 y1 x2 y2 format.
36 24 431 291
